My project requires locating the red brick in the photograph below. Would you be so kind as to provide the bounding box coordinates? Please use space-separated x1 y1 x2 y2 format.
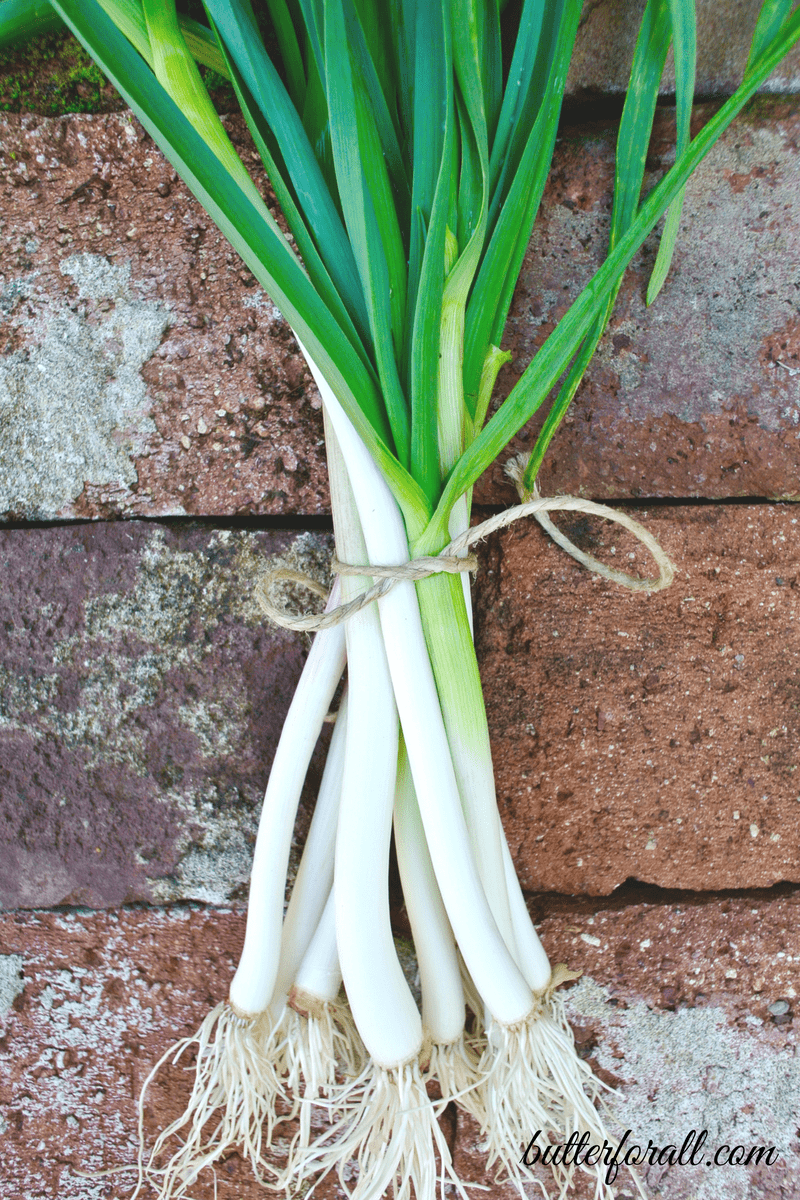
1 100 799 519
478 100 800 506
0 113 328 521
0 523 333 908
2 506 799 902
478 503 800 894
1 897 797 1200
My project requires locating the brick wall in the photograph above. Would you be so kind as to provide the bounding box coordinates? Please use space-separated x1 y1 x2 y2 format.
1 11 799 1200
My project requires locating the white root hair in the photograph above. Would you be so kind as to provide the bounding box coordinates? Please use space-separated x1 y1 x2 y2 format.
286 1056 474 1200
423 1032 485 1123
133 1002 288 1200
473 976 639 1200
276 991 366 1169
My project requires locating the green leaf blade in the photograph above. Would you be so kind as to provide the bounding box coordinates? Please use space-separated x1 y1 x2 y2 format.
518 0 671 489
0 0 62 47
324 0 410 466
463 0 581 410
212 23 371 372
262 0 306 108
488 0 545 192
406 0 453 501
205 0 370 343
745 0 795 77
49 0 426 524
424 5 800 549
646 0 696 303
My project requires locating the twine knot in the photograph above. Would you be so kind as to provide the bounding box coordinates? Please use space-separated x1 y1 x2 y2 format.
256 457 676 633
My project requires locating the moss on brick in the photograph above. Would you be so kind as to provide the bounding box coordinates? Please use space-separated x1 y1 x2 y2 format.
0 20 242 117
0 30 123 115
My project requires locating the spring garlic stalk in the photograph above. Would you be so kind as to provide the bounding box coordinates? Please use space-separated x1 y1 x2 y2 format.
319 366 616 1196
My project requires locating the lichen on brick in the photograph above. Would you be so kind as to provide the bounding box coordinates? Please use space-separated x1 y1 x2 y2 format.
148 782 261 906
0 953 23 1015
567 976 800 1198
0 524 334 908
0 252 171 519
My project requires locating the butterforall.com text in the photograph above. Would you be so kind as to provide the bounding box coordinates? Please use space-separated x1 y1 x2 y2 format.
521 1128 779 1185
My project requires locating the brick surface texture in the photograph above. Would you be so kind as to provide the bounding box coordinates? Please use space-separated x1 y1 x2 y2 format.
1 101 799 519
1 513 799 905
564 0 800 98
1 898 797 1200
478 504 800 895
0 524 333 909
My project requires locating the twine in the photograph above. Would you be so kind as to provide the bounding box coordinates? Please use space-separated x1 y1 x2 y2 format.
255 556 477 633
255 455 675 633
